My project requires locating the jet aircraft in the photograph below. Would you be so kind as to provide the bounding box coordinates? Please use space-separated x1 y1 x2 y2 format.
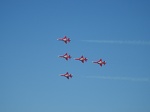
57 36 71 44
60 72 73 79
75 55 88 63
58 53 71 60
92 59 106 67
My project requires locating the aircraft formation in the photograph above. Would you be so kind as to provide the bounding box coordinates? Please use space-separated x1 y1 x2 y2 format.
57 36 106 79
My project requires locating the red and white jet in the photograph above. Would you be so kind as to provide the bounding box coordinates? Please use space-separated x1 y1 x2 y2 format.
60 72 73 79
92 59 106 67
58 53 71 60
75 55 88 63
57 36 71 44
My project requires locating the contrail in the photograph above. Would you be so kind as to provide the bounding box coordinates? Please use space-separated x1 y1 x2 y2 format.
83 40 150 45
86 76 149 82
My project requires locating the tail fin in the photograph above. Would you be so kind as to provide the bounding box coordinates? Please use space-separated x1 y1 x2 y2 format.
85 58 88 61
68 38 71 42
69 55 71 59
70 74 73 78
103 61 106 65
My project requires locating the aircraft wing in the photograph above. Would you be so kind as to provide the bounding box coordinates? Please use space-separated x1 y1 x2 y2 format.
100 63 102 66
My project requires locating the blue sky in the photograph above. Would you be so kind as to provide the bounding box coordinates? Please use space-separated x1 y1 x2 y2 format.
0 0 150 112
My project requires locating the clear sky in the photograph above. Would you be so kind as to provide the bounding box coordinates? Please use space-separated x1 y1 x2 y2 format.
0 0 150 112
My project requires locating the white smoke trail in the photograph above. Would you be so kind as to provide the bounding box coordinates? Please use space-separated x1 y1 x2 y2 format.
86 76 149 82
83 40 150 45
